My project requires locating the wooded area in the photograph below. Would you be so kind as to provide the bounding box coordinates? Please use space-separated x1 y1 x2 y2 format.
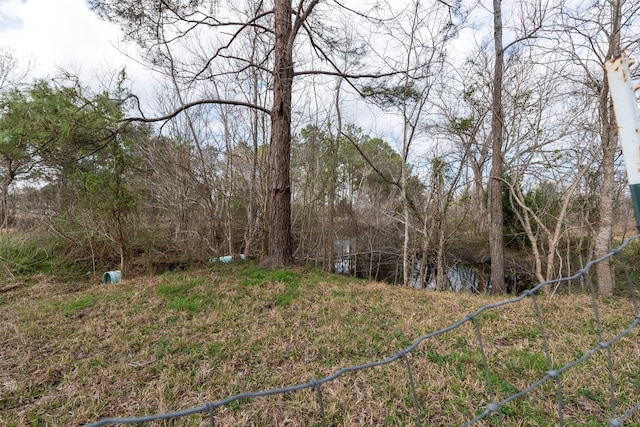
1 0 639 295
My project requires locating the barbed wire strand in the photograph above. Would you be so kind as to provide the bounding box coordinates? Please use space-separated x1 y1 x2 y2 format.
530 292 564 425
206 402 215 427
464 313 640 426
311 380 327 427
84 236 640 427
469 314 501 427
618 249 639 316
585 269 618 420
612 399 640 426
399 351 422 426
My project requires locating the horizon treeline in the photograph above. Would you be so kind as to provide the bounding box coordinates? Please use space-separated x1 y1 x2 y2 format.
1 0 639 295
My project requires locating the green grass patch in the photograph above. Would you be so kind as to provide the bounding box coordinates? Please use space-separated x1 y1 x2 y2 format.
240 268 302 306
0 234 56 276
1 267 639 426
156 276 211 314
63 295 98 316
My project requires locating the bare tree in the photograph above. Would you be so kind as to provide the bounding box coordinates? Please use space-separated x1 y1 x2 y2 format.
487 0 547 293
0 47 30 92
359 0 455 286
89 0 430 267
556 0 640 295
88 0 323 266
436 49 493 234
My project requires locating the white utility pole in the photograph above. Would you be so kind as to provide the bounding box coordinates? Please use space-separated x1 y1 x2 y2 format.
605 51 640 231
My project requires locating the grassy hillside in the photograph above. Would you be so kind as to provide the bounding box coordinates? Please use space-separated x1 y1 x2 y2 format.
1 263 639 426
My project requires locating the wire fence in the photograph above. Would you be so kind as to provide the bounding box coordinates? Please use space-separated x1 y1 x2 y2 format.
85 236 640 426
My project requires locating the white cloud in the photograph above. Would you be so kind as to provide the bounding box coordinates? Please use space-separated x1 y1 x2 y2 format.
0 0 149 93
0 0 25 31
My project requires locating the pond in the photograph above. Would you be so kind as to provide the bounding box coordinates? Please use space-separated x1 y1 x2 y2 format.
335 254 532 294
409 261 483 293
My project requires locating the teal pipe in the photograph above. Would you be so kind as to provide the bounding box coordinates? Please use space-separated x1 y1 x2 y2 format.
102 270 121 284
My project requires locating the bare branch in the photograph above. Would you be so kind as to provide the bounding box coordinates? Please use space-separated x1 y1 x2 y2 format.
123 98 271 124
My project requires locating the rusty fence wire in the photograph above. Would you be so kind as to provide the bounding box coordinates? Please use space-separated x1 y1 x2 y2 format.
85 236 640 426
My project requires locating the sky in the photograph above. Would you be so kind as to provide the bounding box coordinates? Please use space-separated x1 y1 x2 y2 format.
0 0 478 159
0 0 147 91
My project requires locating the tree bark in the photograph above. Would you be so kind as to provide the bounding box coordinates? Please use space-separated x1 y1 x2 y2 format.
244 65 261 258
325 78 343 273
402 142 410 286
471 158 488 233
595 0 622 297
267 0 294 266
1 171 10 231
489 0 506 293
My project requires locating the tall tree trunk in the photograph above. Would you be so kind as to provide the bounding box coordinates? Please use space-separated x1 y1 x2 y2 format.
324 137 337 273
402 149 410 286
267 0 294 266
419 224 429 289
244 0 271 260
1 159 16 231
1 173 9 231
489 0 506 293
245 72 260 258
471 159 487 233
223 112 234 255
325 79 343 273
595 0 622 297
436 226 446 290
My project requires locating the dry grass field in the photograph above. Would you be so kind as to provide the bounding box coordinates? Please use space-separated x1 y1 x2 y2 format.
1 264 639 426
